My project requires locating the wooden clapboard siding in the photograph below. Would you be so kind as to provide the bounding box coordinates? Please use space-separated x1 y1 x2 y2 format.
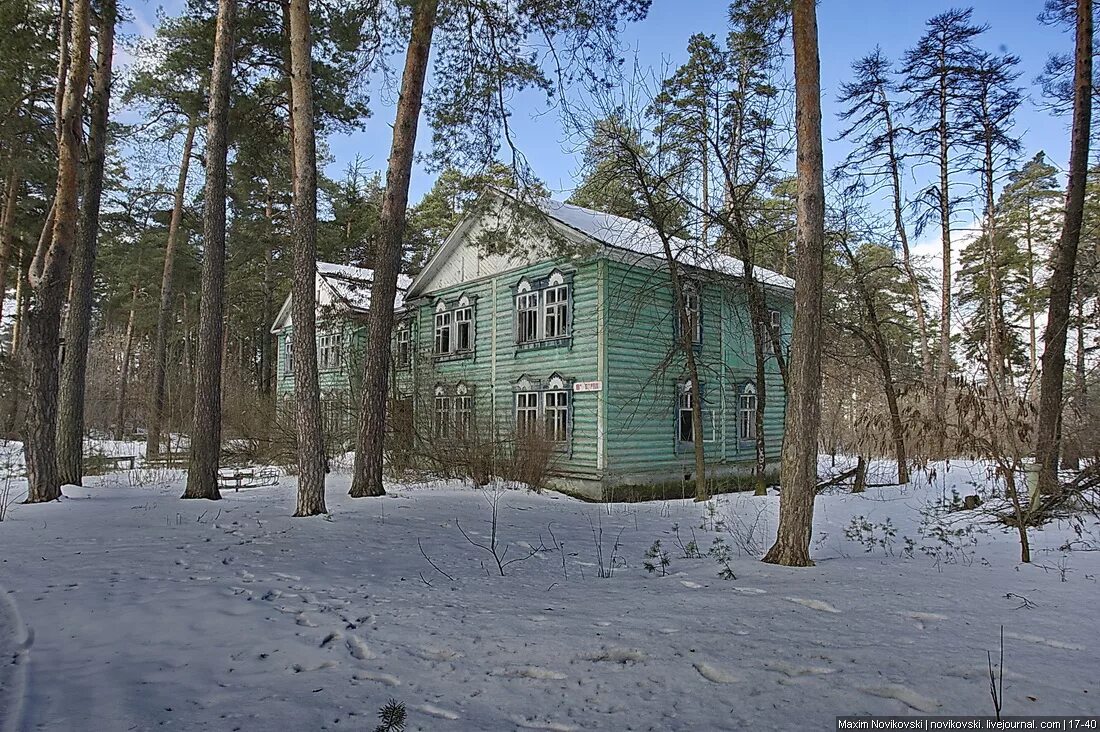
406 256 603 480
603 258 788 483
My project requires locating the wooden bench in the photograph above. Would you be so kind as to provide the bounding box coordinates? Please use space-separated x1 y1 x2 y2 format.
84 454 136 471
216 467 280 492
144 453 191 468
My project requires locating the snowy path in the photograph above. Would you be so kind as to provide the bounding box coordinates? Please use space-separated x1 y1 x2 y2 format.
0 465 1097 730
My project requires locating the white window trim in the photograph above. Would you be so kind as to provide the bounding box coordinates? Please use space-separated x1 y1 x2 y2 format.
739 382 758 441
515 272 572 345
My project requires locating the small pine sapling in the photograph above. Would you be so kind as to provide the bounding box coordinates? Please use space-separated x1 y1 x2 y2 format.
643 540 671 576
708 537 737 580
672 523 703 558
374 699 407 732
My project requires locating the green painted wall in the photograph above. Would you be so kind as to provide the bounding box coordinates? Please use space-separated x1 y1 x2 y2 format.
273 254 791 489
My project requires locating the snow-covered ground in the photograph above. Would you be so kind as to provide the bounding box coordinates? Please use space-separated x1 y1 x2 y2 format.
1 454 1097 731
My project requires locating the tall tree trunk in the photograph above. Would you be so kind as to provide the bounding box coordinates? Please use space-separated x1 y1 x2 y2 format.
1036 0 1092 496
148 116 197 459
10 246 27 356
933 50 953 446
113 286 137 441
350 0 438 498
53 0 71 146
287 0 327 516
183 0 236 501
21 0 91 504
882 94 931 381
1025 204 1039 395
260 179 275 396
57 0 116 485
0 168 20 324
763 0 825 567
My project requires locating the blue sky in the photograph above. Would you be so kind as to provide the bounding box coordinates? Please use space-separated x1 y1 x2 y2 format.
123 0 1074 204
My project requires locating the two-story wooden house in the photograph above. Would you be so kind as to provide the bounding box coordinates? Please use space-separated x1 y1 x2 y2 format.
273 192 793 499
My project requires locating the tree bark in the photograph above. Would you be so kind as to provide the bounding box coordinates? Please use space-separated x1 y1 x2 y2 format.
0 168 20 325
57 0 116 485
148 116 197 459
1036 0 1092 497
113 286 138 441
21 0 91 504
763 0 825 567
183 0 236 501
349 0 438 498
287 0 327 516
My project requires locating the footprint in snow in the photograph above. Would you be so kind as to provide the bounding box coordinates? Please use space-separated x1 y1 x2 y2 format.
491 666 568 680
345 635 376 660
693 661 738 684
784 597 841 614
418 647 463 662
512 717 578 731
582 648 646 664
862 684 940 713
416 703 459 720
352 670 401 686
1004 631 1083 651
764 660 836 677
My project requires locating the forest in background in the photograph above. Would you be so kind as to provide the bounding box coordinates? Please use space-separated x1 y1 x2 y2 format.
0 0 1096 566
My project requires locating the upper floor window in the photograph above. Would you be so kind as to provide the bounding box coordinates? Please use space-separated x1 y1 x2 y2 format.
762 308 782 355
739 382 758 440
517 292 540 344
514 270 572 347
676 284 702 345
318 331 344 371
395 320 411 368
434 294 476 357
282 334 293 374
434 310 452 355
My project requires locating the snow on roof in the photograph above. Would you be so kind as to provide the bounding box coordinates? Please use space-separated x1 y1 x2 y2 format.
536 197 795 290
317 261 413 312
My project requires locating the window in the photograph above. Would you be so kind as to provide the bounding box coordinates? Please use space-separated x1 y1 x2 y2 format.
395 321 411 368
283 334 293 374
677 384 695 443
763 309 781 355
434 393 451 437
515 271 572 346
679 286 702 344
517 292 539 344
516 392 539 436
544 391 569 442
322 395 345 438
543 285 568 340
319 331 344 371
455 307 472 352
455 394 473 437
434 295 476 357
435 311 452 355
739 383 758 440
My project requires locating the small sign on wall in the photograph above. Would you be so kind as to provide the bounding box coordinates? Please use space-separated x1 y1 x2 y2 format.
573 381 602 393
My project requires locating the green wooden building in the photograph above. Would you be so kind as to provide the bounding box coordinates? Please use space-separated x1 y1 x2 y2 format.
272 193 793 498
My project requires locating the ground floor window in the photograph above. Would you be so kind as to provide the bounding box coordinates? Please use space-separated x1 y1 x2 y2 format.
435 383 474 438
544 391 569 442
677 384 695 444
739 382 758 440
516 392 539 436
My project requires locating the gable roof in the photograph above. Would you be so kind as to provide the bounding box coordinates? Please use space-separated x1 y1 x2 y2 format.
316 262 413 313
538 198 795 290
407 190 794 298
270 262 414 333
